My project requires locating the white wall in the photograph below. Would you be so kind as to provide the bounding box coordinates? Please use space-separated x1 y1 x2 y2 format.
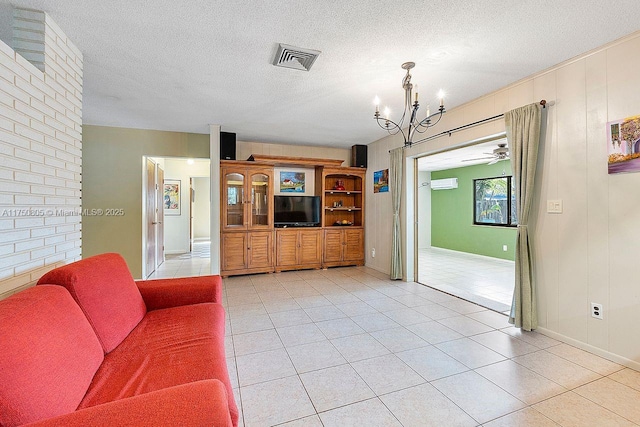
0 9 83 298
192 176 210 240
163 158 209 254
417 171 431 249
366 31 640 367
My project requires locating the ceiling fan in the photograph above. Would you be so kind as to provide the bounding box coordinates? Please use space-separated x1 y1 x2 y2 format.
462 143 509 165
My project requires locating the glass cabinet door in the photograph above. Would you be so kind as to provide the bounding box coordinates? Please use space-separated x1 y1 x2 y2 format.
225 172 245 227
250 173 269 227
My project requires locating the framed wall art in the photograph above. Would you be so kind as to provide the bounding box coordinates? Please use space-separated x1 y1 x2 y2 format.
163 179 181 215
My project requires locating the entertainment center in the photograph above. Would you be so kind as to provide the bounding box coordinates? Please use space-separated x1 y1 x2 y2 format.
220 155 365 277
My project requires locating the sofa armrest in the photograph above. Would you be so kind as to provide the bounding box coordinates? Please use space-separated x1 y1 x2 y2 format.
135 275 223 310
24 380 233 427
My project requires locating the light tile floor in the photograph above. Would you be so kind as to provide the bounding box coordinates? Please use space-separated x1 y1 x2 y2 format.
146 241 211 279
150 256 640 426
418 247 515 313
226 268 640 427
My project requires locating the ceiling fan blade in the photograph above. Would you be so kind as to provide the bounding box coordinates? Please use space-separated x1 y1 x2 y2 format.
461 156 494 162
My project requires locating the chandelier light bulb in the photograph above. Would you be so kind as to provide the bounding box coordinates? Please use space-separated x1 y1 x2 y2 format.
374 96 380 114
414 84 418 103
384 107 390 120
438 89 445 107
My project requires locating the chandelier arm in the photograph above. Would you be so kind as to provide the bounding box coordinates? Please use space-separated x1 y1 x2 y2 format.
415 108 446 129
374 117 406 138
426 109 446 128
377 117 408 141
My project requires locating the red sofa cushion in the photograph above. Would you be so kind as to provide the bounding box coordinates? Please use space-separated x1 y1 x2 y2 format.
0 286 104 427
37 253 147 353
78 302 239 426
135 275 223 310
23 380 233 427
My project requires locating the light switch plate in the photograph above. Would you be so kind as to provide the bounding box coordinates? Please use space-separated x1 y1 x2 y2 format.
547 199 563 213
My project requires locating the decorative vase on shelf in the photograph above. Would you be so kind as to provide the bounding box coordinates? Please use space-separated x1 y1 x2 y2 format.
334 180 345 190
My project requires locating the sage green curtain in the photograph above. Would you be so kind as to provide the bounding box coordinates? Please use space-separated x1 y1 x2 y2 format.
390 147 404 280
506 103 542 331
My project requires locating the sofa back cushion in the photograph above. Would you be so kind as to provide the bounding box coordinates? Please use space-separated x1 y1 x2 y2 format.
37 253 147 353
0 286 104 426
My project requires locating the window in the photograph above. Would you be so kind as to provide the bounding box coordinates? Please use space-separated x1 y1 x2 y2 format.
474 176 517 226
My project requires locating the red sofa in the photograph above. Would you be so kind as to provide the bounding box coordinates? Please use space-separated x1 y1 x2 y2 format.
0 253 238 427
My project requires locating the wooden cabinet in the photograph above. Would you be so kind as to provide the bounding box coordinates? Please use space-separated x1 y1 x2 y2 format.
318 167 365 228
220 157 366 275
221 164 273 231
275 228 322 272
323 228 364 267
319 167 365 267
221 162 275 277
221 231 273 275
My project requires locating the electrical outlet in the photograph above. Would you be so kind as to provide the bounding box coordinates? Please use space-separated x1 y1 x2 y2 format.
503 245 508 251
371 248 376 258
591 302 603 319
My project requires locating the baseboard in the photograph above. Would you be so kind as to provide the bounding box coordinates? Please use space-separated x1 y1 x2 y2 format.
426 246 515 264
363 263 389 276
537 327 640 371
164 250 186 255
193 237 210 242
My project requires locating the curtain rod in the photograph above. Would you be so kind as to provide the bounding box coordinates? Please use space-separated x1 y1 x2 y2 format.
388 99 547 153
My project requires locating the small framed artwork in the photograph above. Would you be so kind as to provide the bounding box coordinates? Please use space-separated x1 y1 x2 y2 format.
373 169 389 193
163 179 181 215
280 171 305 193
607 115 640 174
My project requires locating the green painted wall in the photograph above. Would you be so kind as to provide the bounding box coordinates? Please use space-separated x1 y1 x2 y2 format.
431 161 516 260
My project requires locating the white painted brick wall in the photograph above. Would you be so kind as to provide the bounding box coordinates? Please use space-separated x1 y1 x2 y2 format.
0 8 82 298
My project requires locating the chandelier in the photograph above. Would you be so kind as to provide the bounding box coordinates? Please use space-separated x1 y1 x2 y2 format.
374 62 446 147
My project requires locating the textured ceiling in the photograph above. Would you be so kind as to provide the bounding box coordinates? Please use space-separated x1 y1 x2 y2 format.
417 138 508 172
1 1 639 148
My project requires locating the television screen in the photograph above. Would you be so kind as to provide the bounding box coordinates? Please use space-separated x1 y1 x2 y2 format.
274 195 320 226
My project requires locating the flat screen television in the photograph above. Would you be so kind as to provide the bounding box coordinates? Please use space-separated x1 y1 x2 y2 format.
274 195 320 227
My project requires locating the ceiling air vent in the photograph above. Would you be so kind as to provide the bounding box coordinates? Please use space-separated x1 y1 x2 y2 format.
273 43 321 71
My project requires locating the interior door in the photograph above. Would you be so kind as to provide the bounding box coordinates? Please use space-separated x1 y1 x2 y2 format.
189 178 193 252
156 166 164 269
145 159 156 277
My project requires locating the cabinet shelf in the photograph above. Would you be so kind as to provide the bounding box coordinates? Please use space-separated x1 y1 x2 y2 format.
325 190 362 194
324 207 362 211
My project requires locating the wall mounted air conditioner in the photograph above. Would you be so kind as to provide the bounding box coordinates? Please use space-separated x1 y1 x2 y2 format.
430 178 458 190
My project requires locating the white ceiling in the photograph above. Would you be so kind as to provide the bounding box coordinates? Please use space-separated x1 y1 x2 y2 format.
417 138 507 172
1 1 639 148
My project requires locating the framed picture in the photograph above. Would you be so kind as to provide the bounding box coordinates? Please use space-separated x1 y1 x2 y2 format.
607 115 640 174
373 169 389 193
280 171 305 193
163 179 181 215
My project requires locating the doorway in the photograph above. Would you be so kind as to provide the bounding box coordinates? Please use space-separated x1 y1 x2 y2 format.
143 157 211 279
415 137 515 313
144 158 165 278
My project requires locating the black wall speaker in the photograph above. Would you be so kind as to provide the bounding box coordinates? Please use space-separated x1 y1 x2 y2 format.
351 144 367 168
220 132 236 160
